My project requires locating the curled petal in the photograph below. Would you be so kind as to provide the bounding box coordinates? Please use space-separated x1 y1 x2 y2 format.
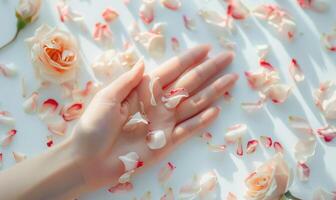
226 0 250 20
160 187 174 200
149 77 160 106
259 135 272 148
0 63 17 77
298 0 329 12
47 119 67 136
273 141 284 153
322 30 336 52
207 142 227 152
158 162 176 183
108 182 133 193
124 112 149 131
146 130 167 149
224 123 247 143
161 88 189 109
1 129 17 147
313 81 336 119
23 92 39 114
246 139 259 154
198 9 230 29
139 0 155 24
200 132 213 142
161 0 181 10
256 44 270 59
289 58 304 82
119 170 135 184
138 32 166 58
199 171 218 198
183 15 196 30
118 152 143 172
259 59 275 71
171 37 180 52
12 152 27 163
72 81 100 100
288 115 313 135
151 23 166 35
263 84 292 104
0 112 15 127
93 23 113 45
236 138 243 156
297 162 310 182
102 8 119 23
241 99 265 112
294 138 316 163
60 102 84 121
244 70 279 90
39 98 59 119
316 125 336 142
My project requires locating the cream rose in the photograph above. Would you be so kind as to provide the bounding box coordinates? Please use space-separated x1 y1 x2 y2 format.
16 0 42 23
245 153 292 200
26 24 79 84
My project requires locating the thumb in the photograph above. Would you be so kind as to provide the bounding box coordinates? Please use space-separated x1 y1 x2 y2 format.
103 58 145 102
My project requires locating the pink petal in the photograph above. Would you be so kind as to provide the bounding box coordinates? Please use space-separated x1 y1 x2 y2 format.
241 99 265 112
256 44 270 59
124 112 149 131
146 130 167 149
316 125 336 142
158 162 176 183
183 15 196 30
137 32 166 58
207 142 227 152
288 115 313 135
72 81 100 100
46 135 54 148
294 138 316 163
102 8 119 23
226 192 237 200
40 99 59 113
150 23 166 35
297 0 329 12
60 102 84 121
93 22 113 42
201 132 213 142
246 139 259 154
236 138 243 156
12 152 27 163
171 37 180 52
108 182 133 193
161 88 188 109
289 58 304 82
0 111 15 127
161 0 181 10
199 171 218 198
224 123 247 143
244 70 279 90
297 162 310 182
23 92 39 114
0 63 17 77
226 0 249 20
160 187 174 200
263 84 292 104
139 0 155 24
259 135 272 148
47 119 67 136
118 152 143 172
1 129 17 147
313 81 336 119
273 141 284 153
259 59 275 71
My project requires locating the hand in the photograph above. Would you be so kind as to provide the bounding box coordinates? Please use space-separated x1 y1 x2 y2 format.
70 45 238 191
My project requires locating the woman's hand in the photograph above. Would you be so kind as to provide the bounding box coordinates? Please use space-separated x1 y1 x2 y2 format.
70 45 238 191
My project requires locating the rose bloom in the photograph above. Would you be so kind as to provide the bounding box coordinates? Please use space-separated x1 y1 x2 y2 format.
16 0 42 23
26 24 79 84
245 153 292 200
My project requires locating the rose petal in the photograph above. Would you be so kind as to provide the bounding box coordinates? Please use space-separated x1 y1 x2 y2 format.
1 129 17 147
161 88 189 109
289 58 304 82
200 132 213 142
161 0 181 10
199 171 218 198
108 182 133 193
139 0 155 24
141 191 152 200
256 44 270 59
236 138 243 156
226 0 249 20
183 15 196 30
149 77 159 106
246 139 259 154
23 92 39 114
263 84 292 104
138 32 166 58
171 37 180 52
72 81 100 100
119 170 135 184
93 22 113 44
313 81 336 119
0 63 17 77
294 138 316 163
322 30 336 52
198 9 230 29
224 123 247 143
158 162 176 183
146 130 167 150
259 135 272 148
151 23 166 35
317 125 336 142
0 111 15 127
39 98 59 117
273 141 284 153
244 70 279 90
297 162 310 182
259 59 275 71
124 112 149 131
47 119 67 136
241 99 265 112
207 142 227 152
12 151 27 163
118 152 143 172
46 135 54 147
60 102 84 121
160 187 174 200
102 8 119 23
288 115 313 135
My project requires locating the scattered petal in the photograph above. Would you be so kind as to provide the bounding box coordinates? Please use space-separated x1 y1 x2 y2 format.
158 162 176 183
149 77 159 106
118 152 143 172
226 0 250 20
183 15 196 30
256 44 270 59
47 119 67 136
246 139 259 154
313 81 336 119
263 84 292 104
161 0 181 10
224 123 247 143
46 135 54 147
297 162 310 182
139 0 155 24
259 135 272 148
60 102 84 121
236 138 243 156
161 88 189 109
102 8 119 23
200 132 213 142
23 92 39 114
322 30 336 52
124 112 149 131
288 115 313 135
72 81 100 100
39 98 59 118
0 63 17 77
0 111 15 127
273 141 284 153
226 192 237 200
289 58 304 82
171 37 180 52
1 129 17 147
207 142 227 152
93 22 113 45
259 59 275 71
108 182 133 193
316 125 336 142
294 138 316 163
146 130 167 149
241 99 265 112
160 187 174 200
12 152 27 163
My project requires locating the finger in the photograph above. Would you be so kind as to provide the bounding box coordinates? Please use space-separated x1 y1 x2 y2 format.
171 51 234 95
176 73 238 123
102 59 145 102
171 106 220 145
152 44 211 87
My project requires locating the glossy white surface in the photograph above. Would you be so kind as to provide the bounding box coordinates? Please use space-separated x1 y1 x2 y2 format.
0 0 336 199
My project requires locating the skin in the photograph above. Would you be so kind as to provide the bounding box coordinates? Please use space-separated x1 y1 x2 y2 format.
0 45 237 200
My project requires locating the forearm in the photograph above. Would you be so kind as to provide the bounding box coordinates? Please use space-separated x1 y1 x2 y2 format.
0 139 88 200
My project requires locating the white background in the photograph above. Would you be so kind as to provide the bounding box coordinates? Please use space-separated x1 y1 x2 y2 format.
0 0 336 199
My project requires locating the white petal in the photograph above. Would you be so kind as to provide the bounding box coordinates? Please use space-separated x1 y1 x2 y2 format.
263 84 292 104
146 130 167 149
22 92 39 114
256 44 270 59
0 63 17 77
224 124 247 143
149 77 160 106
118 170 135 183
161 88 189 109
118 152 140 171
161 0 181 10
294 138 316 163
12 152 27 163
125 112 148 126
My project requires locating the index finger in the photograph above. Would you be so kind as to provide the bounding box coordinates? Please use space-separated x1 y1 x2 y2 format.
152 44 211 87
